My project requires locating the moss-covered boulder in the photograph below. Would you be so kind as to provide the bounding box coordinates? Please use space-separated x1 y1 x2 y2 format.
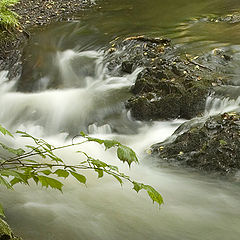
151 112 240 174
0 218 22 240
105 36 228 121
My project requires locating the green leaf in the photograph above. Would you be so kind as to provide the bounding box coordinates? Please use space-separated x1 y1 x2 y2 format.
80 131 87 137
70 171 86 184
45 143 52 150
41 170 52 176
0 203 5 217
111 174 123 185
90 159 107 168
132 181 143 193
81 132 119 150
10 177 21 186
0 175 13 189
26 145 46 158
0 170 28 184
117 145 138 166
33 176 39 185
0 124 13 137
103 140 119 150
95 169 104 178
54 169 69 178
47 154 64 163
142 184 163 206
87 137 104 145
0 142 25 155
108 165 118 171
38 176 63 191
17 131 35 139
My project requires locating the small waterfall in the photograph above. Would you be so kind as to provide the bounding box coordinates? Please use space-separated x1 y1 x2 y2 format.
0 48 141 136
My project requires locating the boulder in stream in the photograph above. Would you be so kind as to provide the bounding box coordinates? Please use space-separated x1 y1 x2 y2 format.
151 112 240 175
105 36 228 121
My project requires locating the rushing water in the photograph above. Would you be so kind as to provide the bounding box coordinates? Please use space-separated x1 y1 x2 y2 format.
1 0 240 239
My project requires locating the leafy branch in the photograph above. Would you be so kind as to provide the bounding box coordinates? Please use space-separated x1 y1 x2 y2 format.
0 125 163 217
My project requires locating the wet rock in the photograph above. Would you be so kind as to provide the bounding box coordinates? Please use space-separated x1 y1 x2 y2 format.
105 36 227 121
121 61 134 74
208 12 240 24
151 112 240 174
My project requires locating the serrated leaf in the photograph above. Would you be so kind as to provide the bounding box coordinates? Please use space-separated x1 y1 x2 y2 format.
38 176 63 191
132 181 143 193
81 132 119 150
0 203 5 217
117 145 138 166
103 140 119 150
142 184 163 206
54 169 69 178
70 171 86 184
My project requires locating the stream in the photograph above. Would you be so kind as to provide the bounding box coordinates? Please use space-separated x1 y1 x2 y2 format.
1 0 240 239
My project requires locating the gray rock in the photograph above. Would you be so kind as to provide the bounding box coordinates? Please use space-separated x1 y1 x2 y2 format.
151 112 240 175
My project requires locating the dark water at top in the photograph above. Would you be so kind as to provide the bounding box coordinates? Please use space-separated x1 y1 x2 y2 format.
27 0 240 52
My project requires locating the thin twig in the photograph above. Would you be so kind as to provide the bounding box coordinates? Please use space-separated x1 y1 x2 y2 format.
185 55 213 71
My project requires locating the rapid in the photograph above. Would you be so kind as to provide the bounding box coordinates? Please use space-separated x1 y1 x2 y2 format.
0 0 240 239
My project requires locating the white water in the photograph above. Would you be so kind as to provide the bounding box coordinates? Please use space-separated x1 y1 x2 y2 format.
1 46 240 240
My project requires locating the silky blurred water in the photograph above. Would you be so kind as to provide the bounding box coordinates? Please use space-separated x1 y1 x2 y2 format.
1 0 240 239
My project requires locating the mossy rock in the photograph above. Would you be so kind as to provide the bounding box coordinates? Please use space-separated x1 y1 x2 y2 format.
105 36 229 121
151 112 240 175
